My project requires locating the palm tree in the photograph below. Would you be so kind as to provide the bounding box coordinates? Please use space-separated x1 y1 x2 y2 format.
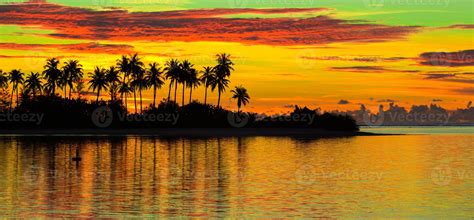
63 60 83 99
200 66 214 105
24 72 43 98
187 68 200 104
131 68 147 113
59 68 68 99
43 58 61 96
214 53 234 77
119 81 132 111
212 53 234 108
88 67 109 102
9 69 24 110
106 66 120 102
116 55 130 82
146 62 165 108
179 60 193 106
231 86 250 112
164 59 180 103
210 73 230 108
129 54 144 113
0 70 8 89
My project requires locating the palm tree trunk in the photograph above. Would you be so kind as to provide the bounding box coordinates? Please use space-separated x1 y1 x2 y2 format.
204 86 208 105
182 83 185 107
97 89 100 102
133 89 137 114
16 88 19 107
153 85 157 108
10 87 14 111
167 82 172 102
64 86 66 99
139 86 143 113
217 90 221 108
174 81 178 102
125 94 128 112
189 87 192 104
69 86 72 99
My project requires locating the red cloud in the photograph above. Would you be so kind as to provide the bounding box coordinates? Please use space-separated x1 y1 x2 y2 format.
419 50 474 67
0 43 134 54
0 2 419 46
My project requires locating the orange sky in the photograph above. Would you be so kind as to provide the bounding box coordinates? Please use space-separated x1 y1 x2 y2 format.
0 0 472 113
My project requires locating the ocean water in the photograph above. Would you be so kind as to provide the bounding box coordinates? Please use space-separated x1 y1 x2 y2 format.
0 128 472 218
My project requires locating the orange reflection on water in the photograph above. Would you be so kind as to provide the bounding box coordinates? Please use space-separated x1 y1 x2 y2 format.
0 135 472 218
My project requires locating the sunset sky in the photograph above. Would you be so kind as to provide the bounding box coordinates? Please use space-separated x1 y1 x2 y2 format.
0 0 472 113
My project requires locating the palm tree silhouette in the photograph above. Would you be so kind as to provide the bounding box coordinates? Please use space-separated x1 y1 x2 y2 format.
129 54 144 113
0 70 8 90
24 72 43 98
200 66 214 105
231 86 250 112
88 67 109 102
116 55 130 82
187 68 200 104
164 59 180 103
146 62 165 108
9 69 24 110
132 68 147 113
212 53 234 108
119 81 132 111
106 66 120 102
63 60 83 99
43 58 61 96
179 60 193 106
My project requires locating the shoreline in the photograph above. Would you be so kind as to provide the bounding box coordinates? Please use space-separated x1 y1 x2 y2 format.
0 128 394 137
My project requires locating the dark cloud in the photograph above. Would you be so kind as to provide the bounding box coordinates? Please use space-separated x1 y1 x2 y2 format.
0 2 419 46
338 99 350 105
432 99 443 102
454 87 474 95
419 50 474 67
423 73 456 79
0 42 134 54
330 65 419 73
377 99 397 103
444 24 474 29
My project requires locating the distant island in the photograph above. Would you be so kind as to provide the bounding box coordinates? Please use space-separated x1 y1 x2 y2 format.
0 53 360 135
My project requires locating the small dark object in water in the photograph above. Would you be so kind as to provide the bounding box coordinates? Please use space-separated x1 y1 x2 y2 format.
72 157 82 162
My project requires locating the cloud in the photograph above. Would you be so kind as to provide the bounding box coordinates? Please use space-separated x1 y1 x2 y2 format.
0 42 134 54
330 65 419 73
423 73 456 79
454 87 474 95
377 99 397 103
338 99 350 105
0 2 419 46
419 50 474 67
443 24 474 29
303 56 409 62
432 99 443 102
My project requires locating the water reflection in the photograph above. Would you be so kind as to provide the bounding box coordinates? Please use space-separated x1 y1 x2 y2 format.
0 135 472 218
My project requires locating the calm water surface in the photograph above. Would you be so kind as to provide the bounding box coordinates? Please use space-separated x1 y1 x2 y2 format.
0 128 473 218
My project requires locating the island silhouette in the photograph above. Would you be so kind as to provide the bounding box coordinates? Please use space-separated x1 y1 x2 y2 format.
0 53 361 134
